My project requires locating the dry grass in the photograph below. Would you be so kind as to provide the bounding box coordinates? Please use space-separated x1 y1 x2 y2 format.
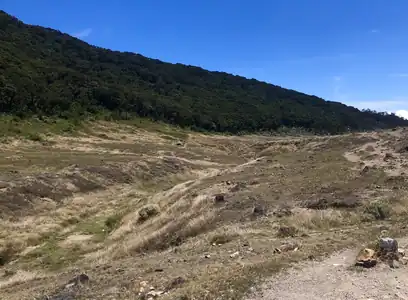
0 123 408 300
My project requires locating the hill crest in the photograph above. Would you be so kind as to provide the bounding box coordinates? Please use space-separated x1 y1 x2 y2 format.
0 10 407 133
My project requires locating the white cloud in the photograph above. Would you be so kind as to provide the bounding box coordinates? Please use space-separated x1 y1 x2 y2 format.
73 28 93 39
389 73 408 78
370 29 379 33
348 100 408 118
396 110 408 120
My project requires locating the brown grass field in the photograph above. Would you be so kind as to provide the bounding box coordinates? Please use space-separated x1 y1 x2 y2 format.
0 121 407 300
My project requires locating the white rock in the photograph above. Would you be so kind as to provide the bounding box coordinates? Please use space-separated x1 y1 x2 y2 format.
230 251 240 258
140 281 148 287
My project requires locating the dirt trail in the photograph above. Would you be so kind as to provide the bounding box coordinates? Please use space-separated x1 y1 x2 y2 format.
248 238 408 300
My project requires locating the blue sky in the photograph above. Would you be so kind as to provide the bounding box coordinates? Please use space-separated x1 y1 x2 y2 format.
2 0 408 117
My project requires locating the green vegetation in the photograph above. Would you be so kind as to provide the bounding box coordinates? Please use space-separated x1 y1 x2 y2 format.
1 10 407 134
0 115 81 139
364 200 392 220
25 236 83 270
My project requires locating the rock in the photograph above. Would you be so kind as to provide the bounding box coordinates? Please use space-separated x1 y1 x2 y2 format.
379 237 398 254
355 248 377 268
230 251 240 258
360 166 370 175
154 268 164 272
401 257 408 265
203 254 211 259
214 194 225 203
140 281 148 287
147 290 164 298
390 260 400 269
279 242 300 252
398 248 405 257
0 181 10 189
229 182 246 192
384 153 394 161
65 273 89 289
252 204 267 216
138 205 160 222
273 248 282 254
168 276 186 290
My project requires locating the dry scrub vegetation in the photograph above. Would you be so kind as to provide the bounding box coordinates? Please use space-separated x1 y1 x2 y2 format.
0 122 408 300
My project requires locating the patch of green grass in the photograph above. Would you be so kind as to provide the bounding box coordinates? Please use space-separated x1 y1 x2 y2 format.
74 213 124 242
24 235 82 270
104 214 123 232
25 132 43 142
119 118 189 140
0 115 83 138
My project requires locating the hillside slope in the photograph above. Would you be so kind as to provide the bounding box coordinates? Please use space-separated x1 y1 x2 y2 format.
0 10 407 133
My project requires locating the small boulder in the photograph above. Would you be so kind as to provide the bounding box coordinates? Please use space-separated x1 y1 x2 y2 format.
360 166 370 175
390 259 400 269
65 273 89 289
168 276 186 290
230 251 240 258
384 153 394 161
138 205 160 223
274 242 300 253
355 248 377 268
214 194 225 203
252 204 267 216
379 237 398 254
229 182 246 192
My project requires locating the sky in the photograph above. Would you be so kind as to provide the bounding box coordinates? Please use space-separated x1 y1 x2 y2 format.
2 0 408 118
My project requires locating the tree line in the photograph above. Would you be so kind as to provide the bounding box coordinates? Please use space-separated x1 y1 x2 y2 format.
1 10 407 134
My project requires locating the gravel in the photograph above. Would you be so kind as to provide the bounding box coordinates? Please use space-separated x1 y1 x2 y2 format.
247 246 408 300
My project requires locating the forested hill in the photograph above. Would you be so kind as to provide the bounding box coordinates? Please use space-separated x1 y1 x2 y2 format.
0 11 407 133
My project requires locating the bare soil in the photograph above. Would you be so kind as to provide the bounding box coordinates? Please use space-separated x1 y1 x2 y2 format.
247 238 408 300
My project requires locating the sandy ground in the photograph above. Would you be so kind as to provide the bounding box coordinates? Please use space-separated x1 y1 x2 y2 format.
248 238 408 300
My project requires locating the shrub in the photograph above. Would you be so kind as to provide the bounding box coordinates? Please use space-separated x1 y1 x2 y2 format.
276 225 298 238
138 205 160 223
364 201 391 220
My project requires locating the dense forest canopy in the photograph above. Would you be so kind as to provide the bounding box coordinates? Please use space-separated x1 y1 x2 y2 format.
0 10 407 133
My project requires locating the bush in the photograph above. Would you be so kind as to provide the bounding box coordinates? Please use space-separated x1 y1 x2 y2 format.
138 205 160 223
105 214 123 232
276 225 298 238
364 201 391 220
0 242 20 266
25 132 43 142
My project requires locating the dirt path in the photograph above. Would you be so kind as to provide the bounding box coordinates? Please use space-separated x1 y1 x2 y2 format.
248 239 408 300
